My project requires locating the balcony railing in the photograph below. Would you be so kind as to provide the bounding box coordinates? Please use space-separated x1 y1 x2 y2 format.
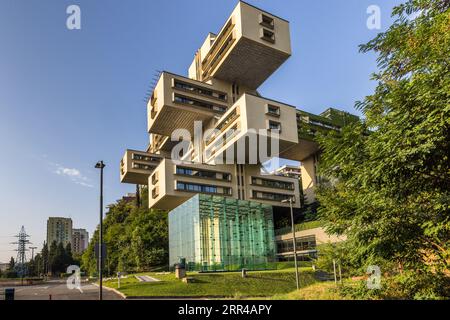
205 109 239 146
201 19 236 79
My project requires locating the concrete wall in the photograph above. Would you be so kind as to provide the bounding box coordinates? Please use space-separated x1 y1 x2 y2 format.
300 155 317 204
276 227 346 245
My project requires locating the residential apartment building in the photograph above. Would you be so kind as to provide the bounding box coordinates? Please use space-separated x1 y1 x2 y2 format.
46 217 72 247
0 263 9 272
120 1 358 271
72 228 89 254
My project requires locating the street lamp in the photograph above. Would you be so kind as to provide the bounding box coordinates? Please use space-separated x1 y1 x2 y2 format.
282 197 300 290
95 160 105 301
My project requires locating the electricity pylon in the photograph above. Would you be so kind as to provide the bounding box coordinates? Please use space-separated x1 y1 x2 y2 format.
12 226 31 277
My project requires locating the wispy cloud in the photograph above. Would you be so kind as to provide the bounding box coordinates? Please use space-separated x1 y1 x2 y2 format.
32 154 95 188
54 165 94 188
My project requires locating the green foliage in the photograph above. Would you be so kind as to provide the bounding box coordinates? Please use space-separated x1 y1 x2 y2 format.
315 243 352 276
316 0 450 298
8 257 15 271
340 271 450 300
48 241 74 275
275 220 323 236
82 199 168 276
1 257 18 278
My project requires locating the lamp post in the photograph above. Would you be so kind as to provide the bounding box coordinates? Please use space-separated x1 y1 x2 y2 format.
282 197 299 290
95 160 105 301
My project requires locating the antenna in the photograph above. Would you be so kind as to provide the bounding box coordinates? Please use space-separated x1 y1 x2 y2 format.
143 70 162 104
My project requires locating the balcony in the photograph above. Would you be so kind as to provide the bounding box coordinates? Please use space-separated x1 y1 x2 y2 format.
193 2 291 89
148 72 230 137
120 149 162 185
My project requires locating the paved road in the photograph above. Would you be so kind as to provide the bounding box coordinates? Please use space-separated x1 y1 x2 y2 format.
7 280 123 300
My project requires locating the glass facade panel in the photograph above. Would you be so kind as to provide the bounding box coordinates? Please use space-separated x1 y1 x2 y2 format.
169 194 276 271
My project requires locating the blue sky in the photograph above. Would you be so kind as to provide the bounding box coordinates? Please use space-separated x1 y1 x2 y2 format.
0 0 402 262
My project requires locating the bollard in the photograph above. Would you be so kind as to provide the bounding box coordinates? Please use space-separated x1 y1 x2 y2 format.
241 268 247 278
4 288 15 301
49 294 52 300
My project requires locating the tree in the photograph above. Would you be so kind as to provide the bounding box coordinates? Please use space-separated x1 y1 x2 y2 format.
3 257 17 278
48 241 58 274
316 0 450 298
53 242 66 274
65 243 74 267
8 257 15 271
31 253 42 277
41 242 49 275
82 198 168 276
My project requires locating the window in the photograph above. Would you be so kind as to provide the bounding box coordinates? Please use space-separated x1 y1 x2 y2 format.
252 190 294 202
174 94 227 113
132 163 154 171
152 187 159 199
259 14 274 30
266 104 280 116
251 177 294 190
176 166 231 181
276 236 316 254
260 28 275 43
174 80 227 101
268 120 281 131
151 172 158 184
176 181 231 195
132 153 160 162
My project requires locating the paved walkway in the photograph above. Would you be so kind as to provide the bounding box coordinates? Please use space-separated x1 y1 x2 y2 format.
135 275 161 282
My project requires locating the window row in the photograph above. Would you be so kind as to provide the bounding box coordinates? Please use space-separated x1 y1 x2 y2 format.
252 190 294 202
176 181 232 196
174 94 227 113
276 236 317 254
251 177 295 190
176 166 232 181
132 153 161 162
132 163 156 171
174 80 227 101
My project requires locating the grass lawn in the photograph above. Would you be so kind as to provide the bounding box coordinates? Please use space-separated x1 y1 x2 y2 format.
272 281 344 300
103 268 316 298
272 278 365 300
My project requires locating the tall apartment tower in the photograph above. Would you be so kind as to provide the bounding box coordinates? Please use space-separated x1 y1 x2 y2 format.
120 2 358 271
46 217 73 248
72 228 89 254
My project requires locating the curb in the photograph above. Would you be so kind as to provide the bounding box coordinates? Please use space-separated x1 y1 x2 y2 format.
92 283 127 299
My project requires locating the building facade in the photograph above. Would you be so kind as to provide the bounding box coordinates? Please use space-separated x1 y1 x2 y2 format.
169 194 276 271
275 227 346 261
72 228 89 254
120 1 358 269
46 217 73 247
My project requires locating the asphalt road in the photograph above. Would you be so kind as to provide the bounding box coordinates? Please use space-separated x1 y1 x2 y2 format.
6 280 123 300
